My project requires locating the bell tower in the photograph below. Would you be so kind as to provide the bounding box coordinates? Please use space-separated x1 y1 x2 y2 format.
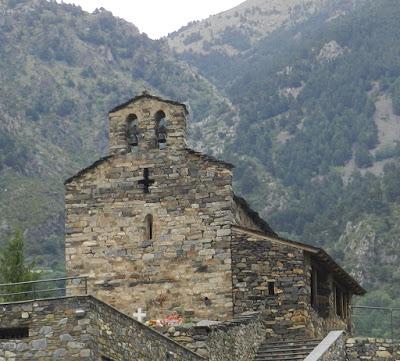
108 92 188 155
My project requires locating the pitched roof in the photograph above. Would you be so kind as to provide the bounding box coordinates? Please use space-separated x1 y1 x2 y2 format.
185 148 234 169
109 92 189 114
233 195 277 237
232 225 366 296
64 156 112 185
64 148 234 185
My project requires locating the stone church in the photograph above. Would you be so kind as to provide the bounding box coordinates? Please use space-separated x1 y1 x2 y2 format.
1 94 392 361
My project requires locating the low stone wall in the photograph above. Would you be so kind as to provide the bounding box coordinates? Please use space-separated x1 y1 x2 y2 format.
0 297 94 360
320 332 346 361
87 297 205 361
0 296 204 361
304 331 346 361
346 337 399 360
162 314 266 360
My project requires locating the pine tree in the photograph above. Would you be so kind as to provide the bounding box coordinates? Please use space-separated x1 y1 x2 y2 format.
0 230 38 301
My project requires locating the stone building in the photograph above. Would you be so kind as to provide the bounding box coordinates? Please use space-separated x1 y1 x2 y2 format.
0 93 375 360
64 93 364 334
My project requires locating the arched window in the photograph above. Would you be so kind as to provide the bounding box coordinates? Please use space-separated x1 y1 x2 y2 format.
126 114 139 150
155 111 167 149
145 214 153 240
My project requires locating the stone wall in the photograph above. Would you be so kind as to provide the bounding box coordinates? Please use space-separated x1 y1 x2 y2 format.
346 337 399 360
108 95 188 155
65 98 236 322
207 318 266 361
231 229 311 339
319 332 347 361
87 297 204 361
162 314 266 361
0 296 204 361
0 297 93 360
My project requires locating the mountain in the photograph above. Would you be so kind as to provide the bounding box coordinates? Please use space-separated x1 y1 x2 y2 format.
168 0 358 57
0 0 236 271
1 0 400 337
168 0 400 336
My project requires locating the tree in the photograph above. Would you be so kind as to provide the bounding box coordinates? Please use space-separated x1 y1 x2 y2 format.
0 230 38 301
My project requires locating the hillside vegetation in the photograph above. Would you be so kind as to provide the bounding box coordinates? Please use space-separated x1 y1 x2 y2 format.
1 0 400 338
183 0 400 336
0 0 235 271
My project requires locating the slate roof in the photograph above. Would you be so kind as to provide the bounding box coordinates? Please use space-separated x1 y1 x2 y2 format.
233 195 277 237
109 92 189 114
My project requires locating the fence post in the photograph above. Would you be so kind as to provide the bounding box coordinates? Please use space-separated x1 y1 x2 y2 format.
32 283 36 300
391 308 394 344
84 278 88 295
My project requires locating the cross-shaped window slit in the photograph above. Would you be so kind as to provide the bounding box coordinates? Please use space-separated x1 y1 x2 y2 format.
138 168 155 194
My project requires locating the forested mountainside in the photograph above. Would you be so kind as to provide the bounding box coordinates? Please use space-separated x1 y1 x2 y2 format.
2 0 400 337
169 0 360 76
0 0 236 271
168 0 358 57
170 0 400 335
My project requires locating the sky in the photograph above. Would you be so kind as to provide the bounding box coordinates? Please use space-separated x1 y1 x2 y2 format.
62 0 244 39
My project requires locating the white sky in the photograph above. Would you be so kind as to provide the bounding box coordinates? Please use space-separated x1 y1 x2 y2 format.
62 0 244 39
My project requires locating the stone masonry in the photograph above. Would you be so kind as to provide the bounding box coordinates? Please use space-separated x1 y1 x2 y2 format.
63 93 366 354
0 296 203 361
65 95 235 322
346 337 400 360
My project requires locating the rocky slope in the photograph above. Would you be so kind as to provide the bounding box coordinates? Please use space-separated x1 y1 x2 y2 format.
168 0 359 58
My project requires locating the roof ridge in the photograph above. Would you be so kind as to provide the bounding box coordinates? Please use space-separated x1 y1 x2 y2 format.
109 93 188 114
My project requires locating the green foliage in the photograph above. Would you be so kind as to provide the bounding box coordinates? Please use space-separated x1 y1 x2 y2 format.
355 145 373 168
382 163 400 202
0 0 233 275
391 77 400 115
0 230 38 302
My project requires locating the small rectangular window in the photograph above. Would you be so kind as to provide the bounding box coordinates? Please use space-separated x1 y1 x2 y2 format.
0 327 29 339
268 282 275 295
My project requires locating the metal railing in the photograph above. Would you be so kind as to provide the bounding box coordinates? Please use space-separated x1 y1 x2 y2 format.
0 276 88 303
351 305 400 342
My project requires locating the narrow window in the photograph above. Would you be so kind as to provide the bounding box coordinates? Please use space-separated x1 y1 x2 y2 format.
102 357 113 361
145 214 153 240
155 110 167 149
0 327 29 339
268 282 275 295
127 114 139 150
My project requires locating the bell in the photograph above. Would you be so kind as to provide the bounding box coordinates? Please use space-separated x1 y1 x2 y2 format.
129 134 138 146
157 132 166 144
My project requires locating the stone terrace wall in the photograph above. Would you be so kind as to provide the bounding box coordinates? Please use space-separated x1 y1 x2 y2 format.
87 297 204 361
0 296 204 361
231 229 311 340
346 337 399 360
0 297 94 360
162 315 266 360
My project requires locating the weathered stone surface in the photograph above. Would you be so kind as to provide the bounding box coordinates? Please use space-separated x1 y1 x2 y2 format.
66 96 235 322
0 297 204 361
346 338 398 360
